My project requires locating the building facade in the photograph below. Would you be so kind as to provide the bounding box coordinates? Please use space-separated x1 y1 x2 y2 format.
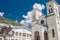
0 0 60 40
0 23 31 40
32 0 60 40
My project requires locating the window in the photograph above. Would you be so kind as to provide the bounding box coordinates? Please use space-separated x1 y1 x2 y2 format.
16 32 18 36
49 8 53 13
23 33 26 37
49 5 51 7
49 9 50 13
30 34 31 37
19 32 21 36
12 31 14 36
41 20 44 24
27 34 29 37
51 8 53 13
52 29 55 37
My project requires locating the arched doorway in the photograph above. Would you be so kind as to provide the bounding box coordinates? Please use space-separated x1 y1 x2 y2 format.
44 31 48 40
34 31 40 40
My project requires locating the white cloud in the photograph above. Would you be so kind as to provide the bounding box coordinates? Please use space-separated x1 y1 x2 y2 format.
23 15 28 19
42 4 45 9
26 20 32 23
15 20 18 23
20 11 32 27
20 20 25 25
0 12 4 17
33 3 45 10
20 3 45 27
23 12 32 19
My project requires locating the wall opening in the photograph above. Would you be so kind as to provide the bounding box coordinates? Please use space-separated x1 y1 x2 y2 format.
34 31 40 40
44 31 48 40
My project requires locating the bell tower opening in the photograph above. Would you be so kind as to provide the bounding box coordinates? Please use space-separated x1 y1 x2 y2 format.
34 31 40 40
46 0 59 16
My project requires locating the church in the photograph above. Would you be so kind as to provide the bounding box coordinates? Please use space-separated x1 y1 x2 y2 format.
31 0 60 40
0 0 60 40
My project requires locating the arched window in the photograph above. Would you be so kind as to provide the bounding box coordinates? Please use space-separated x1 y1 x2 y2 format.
51 8 53 13
34 31 40 40
52 29 55 37
44 31 48 40
49 9 50 13
49 8 53 13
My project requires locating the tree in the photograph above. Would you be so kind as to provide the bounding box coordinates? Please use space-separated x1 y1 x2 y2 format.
0 26 12 40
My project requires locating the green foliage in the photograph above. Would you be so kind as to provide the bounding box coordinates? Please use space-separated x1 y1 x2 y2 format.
0 17 21 26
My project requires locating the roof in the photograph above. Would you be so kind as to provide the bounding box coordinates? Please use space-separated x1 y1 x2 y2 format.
11 26 32 32
46 0 59 6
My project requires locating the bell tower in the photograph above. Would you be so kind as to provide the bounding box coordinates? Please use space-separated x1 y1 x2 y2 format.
46 0 60 40
46 0 59 16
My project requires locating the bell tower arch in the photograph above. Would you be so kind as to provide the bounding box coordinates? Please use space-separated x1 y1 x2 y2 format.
46 0 59 16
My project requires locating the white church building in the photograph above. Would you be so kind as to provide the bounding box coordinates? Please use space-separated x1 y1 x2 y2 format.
0 0 60 40
31 0 60 40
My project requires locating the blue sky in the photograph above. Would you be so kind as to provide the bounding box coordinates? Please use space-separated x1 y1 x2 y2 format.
0 0 60 22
